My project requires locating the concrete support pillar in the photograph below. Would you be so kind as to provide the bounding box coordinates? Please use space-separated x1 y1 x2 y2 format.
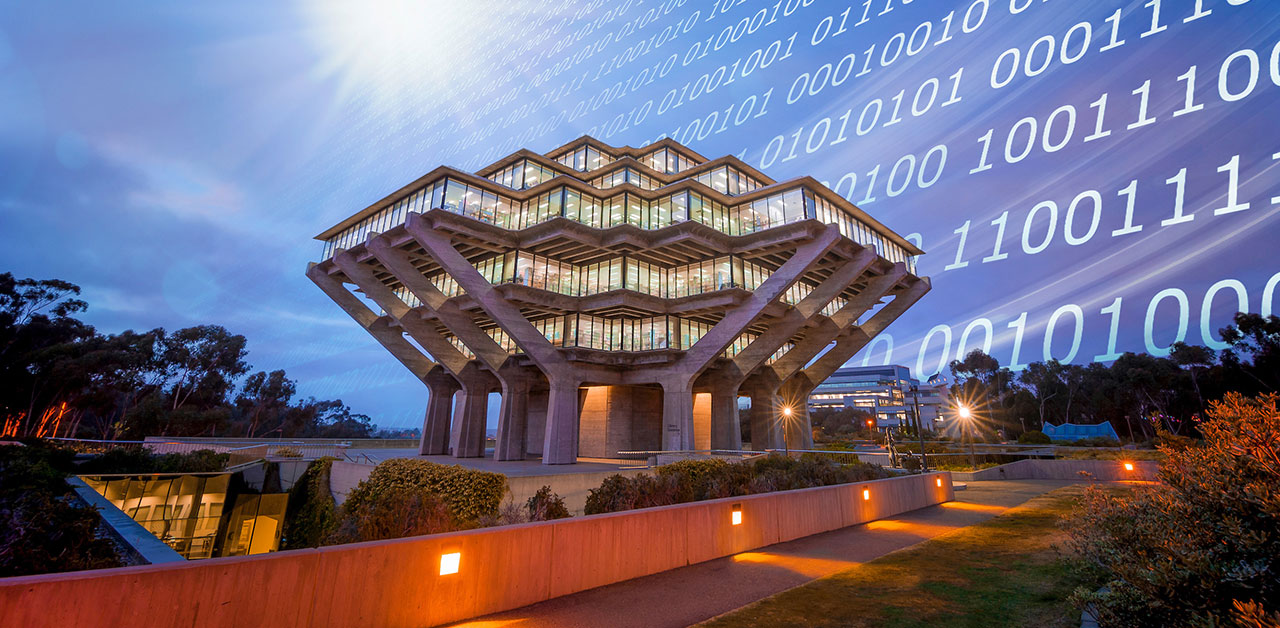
542 378 581 465
710 387 742 450
661 380 696 451
450 388 489 458
421 371 459 456
748 388 783 451
495 371 531 461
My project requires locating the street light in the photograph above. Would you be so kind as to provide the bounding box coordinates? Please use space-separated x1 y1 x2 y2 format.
957 404 976 471
781 406 793 456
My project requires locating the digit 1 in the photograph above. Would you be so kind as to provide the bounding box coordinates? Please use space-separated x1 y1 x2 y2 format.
1213 155 1250 215
1273 152 1280 206
1161 168 1193 226
1173 65 1204 117
936 11 956 45
970 129 995 174
944 221 971 271
1184 0 1211 23
861 164 881 204
1128 80 1157 130
1094 297 1125 361
982 211 1010 262
941 68 964 106
1141 0 1167 38
1112 179 1143 236
856 0 873 27
1084 93 1111 142
1007 312 1028 370
885 90 905 126
1099 8 1126 52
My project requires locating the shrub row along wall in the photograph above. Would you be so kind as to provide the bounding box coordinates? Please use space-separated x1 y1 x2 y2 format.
0 472 953 628
951 459 1159 482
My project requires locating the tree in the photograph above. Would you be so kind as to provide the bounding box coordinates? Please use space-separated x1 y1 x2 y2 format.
1221 312 1280 393
235 370 296 437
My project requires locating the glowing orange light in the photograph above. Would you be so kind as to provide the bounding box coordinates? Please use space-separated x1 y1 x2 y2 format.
1123 462 1134 471
866 419 874 427
439 552 461 575
731 504 743 526
782 406 792 417
862 489 871 501
936 478 943 487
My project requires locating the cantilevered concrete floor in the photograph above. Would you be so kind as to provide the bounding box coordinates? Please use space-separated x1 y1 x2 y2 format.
441 480 1077 628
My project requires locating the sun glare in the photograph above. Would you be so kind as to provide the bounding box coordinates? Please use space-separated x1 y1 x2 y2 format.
301 0 480 105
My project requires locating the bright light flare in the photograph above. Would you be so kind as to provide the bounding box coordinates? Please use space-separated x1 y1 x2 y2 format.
1123 462 1134 471
957 405 973 420
782 406 793 417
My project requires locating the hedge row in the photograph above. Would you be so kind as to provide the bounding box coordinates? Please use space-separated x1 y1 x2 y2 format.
343 458 507 525
584 455 888 515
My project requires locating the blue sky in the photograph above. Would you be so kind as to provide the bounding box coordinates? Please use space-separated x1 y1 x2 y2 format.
2 1 1278 429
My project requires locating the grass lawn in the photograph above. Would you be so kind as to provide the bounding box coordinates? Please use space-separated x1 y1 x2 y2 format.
699 484 1112 628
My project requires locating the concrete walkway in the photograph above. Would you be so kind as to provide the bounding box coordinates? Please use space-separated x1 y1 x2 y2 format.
442 479 1075 628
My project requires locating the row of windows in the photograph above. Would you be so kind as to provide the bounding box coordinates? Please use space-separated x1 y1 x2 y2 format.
591 167 660 191
487 159 562 190
693 165 765 196
440 314 791 360
553 144 614 172
387 249 858 319
322 178 917 274
640 147 697 175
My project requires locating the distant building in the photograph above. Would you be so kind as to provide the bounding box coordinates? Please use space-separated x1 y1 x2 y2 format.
1042 421 1120 442
807 365 949 431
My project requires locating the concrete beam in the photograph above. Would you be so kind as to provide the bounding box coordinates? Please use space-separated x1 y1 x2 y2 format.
802 278 931 385
365 236 511 372
331 250 473 376
305 263 437 380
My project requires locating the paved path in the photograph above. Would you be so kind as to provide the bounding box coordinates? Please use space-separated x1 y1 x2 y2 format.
443 479 1075 628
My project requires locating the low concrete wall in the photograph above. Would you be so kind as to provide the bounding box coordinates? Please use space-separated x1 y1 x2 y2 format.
0 472 952 628
951 459 1159 482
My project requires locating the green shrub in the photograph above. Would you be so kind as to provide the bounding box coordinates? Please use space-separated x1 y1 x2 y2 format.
1063 436 1121 448
76 447 229 474
329 486 456 544
282 457 337 549
585 455 888 515
1063 393 1280 626
525 486 570 521
1017 430 1052 444
272 446 303 459
343 458 506 525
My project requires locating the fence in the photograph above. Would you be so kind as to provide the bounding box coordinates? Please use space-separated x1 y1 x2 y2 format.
0 472 953 628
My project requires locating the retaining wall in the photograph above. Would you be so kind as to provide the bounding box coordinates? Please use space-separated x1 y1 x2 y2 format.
0 472 952 628
950 458 1159 482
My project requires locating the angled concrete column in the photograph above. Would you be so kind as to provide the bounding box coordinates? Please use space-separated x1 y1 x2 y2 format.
542 377 581 465
710 387 742 450
494 366 535 461
422 369 460 455
660 379 696 451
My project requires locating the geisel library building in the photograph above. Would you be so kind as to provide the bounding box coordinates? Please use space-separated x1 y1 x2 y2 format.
308 137 928 464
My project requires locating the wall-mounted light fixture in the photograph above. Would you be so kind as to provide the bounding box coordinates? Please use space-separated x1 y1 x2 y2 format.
936 478 943 487
863 489 871 501
439 552 461 576
1123 462 1134 471
731 504 743 526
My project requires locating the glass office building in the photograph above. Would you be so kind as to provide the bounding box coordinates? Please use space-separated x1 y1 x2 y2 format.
808 365 950 432
309 136 927 463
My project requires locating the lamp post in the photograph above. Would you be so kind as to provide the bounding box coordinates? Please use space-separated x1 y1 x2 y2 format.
781 406 793 457
911 384 928 472
958 405 976 471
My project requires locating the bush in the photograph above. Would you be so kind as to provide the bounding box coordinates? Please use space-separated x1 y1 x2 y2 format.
1017 430 1052 444
342 458 506 525
525 486 570 521
585 455 888 515
282 457 337 549
329 486 456 544
272 446 303 459
1063 393 1280 626
1063 436 1122 448
76 447 229 474
0 442 122 576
